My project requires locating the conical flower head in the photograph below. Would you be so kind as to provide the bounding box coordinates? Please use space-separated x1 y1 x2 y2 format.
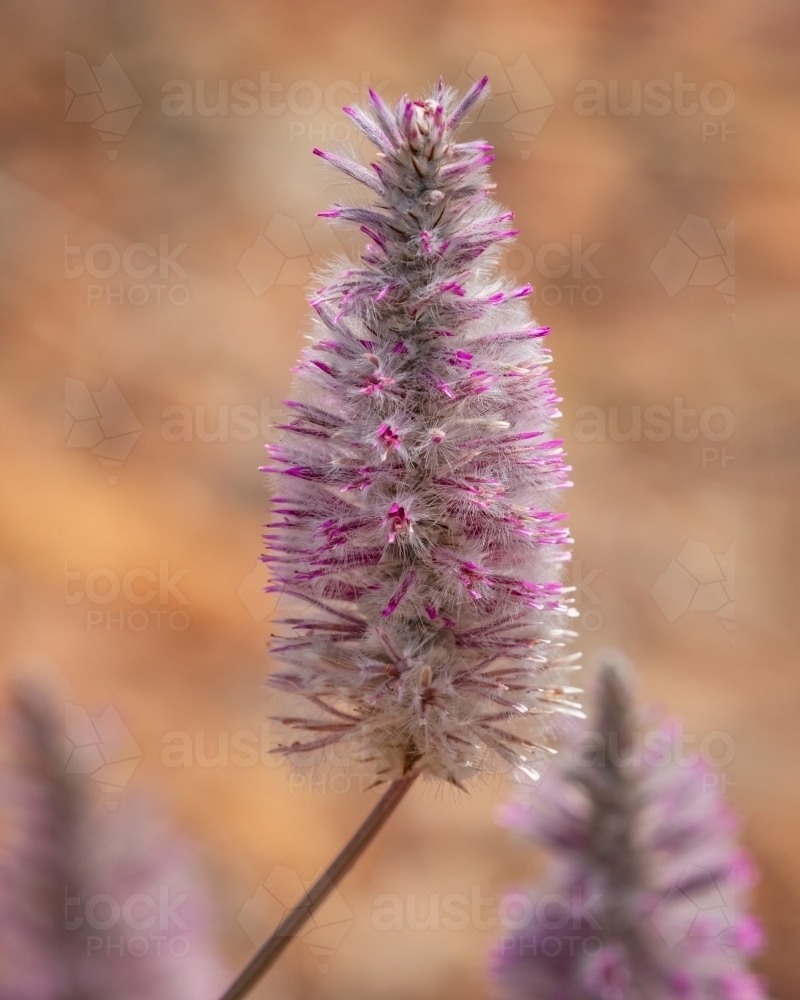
493 658 769 999
262 76 579 786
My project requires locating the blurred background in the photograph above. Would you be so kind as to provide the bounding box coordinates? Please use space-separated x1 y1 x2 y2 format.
0 0 798 996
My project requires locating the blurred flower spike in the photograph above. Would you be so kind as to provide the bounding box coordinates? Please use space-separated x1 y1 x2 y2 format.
0 681 227 999
493 655 768 999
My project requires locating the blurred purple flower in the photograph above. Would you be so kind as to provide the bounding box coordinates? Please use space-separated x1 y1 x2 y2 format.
0 682 228 999
492 657 769 999
262 76 580 786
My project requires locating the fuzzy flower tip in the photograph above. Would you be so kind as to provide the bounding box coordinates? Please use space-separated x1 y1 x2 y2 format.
492 657 769 999
0 682 228 999
261 75 579 787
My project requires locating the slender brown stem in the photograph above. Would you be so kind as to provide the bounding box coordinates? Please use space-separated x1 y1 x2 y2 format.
217 771 419 1000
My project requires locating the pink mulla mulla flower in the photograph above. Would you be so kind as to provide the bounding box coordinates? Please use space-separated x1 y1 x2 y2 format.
261 76 581 787
0 682 228 1000
491 657 770 1000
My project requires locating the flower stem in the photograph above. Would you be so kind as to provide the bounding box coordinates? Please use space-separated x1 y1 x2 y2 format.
217 771 419 1000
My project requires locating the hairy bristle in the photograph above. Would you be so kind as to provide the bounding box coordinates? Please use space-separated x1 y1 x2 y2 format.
262 78 580 786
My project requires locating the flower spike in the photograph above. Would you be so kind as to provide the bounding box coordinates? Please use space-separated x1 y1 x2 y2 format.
263 77 577 787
